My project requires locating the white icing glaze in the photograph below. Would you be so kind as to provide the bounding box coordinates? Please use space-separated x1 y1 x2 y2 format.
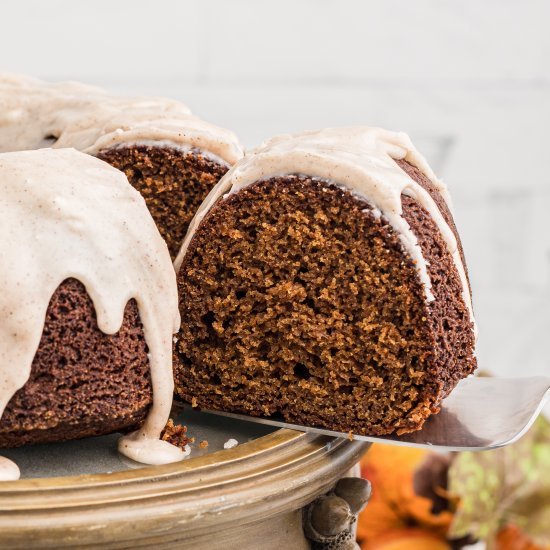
118 432 190 465
109 140 232 168
0 74 243 165
175 127 476 334
0 456 20 481
0 148 183 472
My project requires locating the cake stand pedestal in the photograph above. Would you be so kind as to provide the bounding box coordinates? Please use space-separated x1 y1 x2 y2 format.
0 407 370 549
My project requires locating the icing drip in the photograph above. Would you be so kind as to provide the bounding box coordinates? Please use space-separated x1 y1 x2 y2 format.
0 74 243 165
0 457 20 482
175 127 476 334
0 148 183 479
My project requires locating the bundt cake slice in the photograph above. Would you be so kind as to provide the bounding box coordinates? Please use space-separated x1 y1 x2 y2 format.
173 127 477 436
0 148 183 480
0 74 243 259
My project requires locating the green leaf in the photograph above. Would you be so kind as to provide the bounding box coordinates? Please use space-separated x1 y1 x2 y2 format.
448 415 550 545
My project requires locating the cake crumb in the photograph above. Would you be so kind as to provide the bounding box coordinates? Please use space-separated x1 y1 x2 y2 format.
191 396 198 408
161 418 191 450
199 440 209 449
223 438 238 449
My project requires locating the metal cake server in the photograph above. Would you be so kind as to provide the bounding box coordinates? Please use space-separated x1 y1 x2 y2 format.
204 377 550 452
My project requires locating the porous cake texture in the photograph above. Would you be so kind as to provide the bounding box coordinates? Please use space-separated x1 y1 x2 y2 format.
98 145 229 259
0 279 151 448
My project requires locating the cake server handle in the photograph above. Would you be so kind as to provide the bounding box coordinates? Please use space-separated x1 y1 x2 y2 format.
202 376 550 452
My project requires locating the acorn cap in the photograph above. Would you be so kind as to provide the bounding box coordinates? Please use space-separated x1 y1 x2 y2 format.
334 477 372 515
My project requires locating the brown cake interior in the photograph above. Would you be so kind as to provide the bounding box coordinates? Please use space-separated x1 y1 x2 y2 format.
98 145 229 260
174 166 476 435
0 278 152 448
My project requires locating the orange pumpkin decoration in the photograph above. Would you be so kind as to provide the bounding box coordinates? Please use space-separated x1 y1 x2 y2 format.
357 444 455 549
360 529 451 550
496 524 550 550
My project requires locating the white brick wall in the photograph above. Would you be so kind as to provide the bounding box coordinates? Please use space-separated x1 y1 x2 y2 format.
201 0 549 82
1 1 203 80
1 0 549 383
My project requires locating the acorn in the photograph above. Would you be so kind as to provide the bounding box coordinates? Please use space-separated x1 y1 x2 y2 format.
309 495 352 537
334 477 372 514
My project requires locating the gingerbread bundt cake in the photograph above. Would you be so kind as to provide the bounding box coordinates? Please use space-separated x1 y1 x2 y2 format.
0 74 243 259
0 148 183 480
174 127 477 436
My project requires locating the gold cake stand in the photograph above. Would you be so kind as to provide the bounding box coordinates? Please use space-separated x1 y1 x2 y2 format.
0 406 370 549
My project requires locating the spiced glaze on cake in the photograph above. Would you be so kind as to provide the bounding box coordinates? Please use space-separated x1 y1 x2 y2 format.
174 127 477 437
0 74 244 260
0 148 183 480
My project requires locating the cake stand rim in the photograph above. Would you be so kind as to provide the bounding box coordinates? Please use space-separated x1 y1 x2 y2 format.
0 427 370 548
0 427 303 491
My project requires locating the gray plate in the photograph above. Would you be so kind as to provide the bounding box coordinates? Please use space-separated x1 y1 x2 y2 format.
2 404 276 479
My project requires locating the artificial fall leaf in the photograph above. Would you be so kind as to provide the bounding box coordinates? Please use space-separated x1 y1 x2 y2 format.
449 416 550 546
357 444 455 546
495 524 550 550
359 528 451 550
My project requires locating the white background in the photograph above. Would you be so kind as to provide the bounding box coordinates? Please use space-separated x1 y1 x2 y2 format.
2 0 550 387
